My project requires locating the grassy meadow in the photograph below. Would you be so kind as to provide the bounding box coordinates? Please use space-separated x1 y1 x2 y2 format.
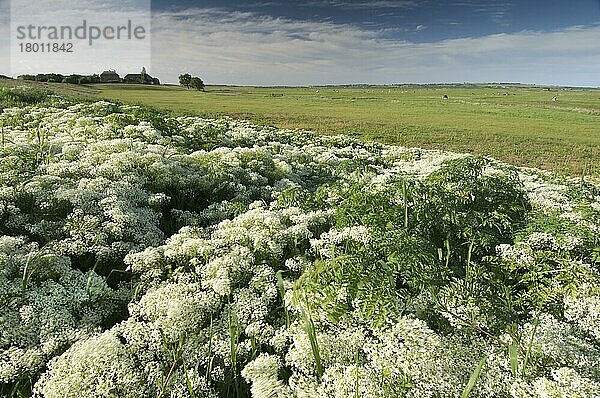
95 83 600 177
1 78 599 176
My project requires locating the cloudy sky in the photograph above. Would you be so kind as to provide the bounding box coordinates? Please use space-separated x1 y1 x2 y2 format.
2 0 600 86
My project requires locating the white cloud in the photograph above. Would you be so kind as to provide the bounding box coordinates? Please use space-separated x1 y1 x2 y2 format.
151 8 600 86
453 1 513 25
415 24 426 31
300 0 418 10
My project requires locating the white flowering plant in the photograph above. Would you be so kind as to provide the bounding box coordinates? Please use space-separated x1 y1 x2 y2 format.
0 89 598 398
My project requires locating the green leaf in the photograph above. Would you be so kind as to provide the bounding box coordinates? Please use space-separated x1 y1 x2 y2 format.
302 310 323 379
508 343 518 378
461 355 487 398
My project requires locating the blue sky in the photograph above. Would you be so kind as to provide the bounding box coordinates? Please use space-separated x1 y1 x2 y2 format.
2 0 600 85
153 0 600 43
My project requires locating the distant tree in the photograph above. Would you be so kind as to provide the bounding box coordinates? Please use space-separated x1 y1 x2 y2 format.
179 73 192 89
63 75 81 84
140 67 151 84
190 77 205 91
17 73 99 85
46 74 64 83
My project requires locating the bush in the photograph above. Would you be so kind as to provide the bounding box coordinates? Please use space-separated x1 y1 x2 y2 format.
0 87 51 108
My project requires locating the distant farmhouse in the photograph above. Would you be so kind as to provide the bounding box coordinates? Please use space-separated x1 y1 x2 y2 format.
100 70 120 83
124 73 160 85
99 67 160 85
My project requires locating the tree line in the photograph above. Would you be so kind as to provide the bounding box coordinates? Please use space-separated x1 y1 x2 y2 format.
18 74 101 84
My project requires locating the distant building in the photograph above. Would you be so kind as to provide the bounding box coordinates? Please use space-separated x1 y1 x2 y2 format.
100 70 120 83
123 69 160 85
123 74 144 83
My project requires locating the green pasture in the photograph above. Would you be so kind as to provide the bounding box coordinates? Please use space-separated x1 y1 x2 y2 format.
2 77 598 176
95 83 600 177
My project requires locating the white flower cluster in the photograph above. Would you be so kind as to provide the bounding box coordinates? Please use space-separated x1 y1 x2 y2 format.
1 97 599 397
518 171 573 211
0 236 122 385
245 314 518 398
34 330 150 398
565 282 600 342
511 367 600 398
309 226 370 258
519 314 600 379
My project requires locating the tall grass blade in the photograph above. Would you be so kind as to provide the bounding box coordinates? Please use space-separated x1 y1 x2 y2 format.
302 310 323 379
444 238 451 268
205 315 214 382
183 361 197 398
522 315 540 378
508 343 518 378
402 179 408 228
461 355 486 398
354 345 361 398
227 304 241 396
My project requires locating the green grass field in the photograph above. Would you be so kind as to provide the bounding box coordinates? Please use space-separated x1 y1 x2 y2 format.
2 78 599 176
95 84 600 177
